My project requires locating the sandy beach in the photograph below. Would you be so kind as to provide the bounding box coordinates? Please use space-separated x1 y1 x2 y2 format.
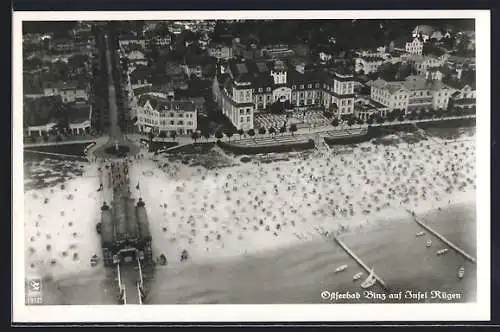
22 126 477 304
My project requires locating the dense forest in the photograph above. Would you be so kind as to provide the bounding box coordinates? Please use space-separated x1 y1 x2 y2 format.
211 19 474 52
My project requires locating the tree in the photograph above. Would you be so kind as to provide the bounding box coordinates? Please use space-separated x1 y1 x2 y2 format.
247 128 255 138
170 131 177 141
258 127 267 135
202 128 211 140
158 131 167 139
55 134 63 142
225 128 234 141
347 118 355 127
376 115 385 124
30 135 36 143
398 114 405 122
191 131 200 143
356 118 364 125
215 130 223 140
269 126 276 136
289 123 298 136
42 134 49 142
237 129 244 138
279 126 287 135
331 118 339 127
148 130 155 143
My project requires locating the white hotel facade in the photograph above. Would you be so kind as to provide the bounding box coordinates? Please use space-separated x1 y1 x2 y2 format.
369 75 455 113
135 94 197 135
212 59 356 130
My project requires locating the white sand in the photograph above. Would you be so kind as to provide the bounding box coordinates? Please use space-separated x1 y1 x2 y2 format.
24 163 104 280
24 132 476 279
127 134 476 265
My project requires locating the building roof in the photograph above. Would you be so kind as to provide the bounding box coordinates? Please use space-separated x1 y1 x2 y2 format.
446 79 475 91
42 80 86 90
403 76 452 91
130 66 151 83
369 79 406 94
68 103 91 124
133 85 171 97
138 95 196 113
358 55 385 63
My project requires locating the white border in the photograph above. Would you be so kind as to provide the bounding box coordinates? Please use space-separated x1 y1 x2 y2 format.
12 10 491 323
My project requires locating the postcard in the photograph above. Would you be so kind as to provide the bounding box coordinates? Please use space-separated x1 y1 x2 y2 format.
12 9 490 323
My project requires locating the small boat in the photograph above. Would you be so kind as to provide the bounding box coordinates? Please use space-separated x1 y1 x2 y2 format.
426 239 432 248
361 267 377 289
335 264 348 273
353 272 363 281
436 248 449 256
457 265 465 279
416 231 426 237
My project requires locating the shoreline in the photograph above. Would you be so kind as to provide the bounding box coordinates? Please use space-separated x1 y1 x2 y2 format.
35 199 477 304
33 197 476 285
153 195 476 267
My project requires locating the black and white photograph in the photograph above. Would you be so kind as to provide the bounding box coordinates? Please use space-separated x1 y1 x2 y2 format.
12 10 490 322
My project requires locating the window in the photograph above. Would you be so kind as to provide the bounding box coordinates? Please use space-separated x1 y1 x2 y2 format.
170 120 174 125
178 120 184 125
258 88 263 93
300 85 304 89
240 109 244 115
246 108 251 115
247 116 250 122
315 83 320 88
307 84 312 89
178 113 184 118
240 116 243 123
187 121 193 125
170 112 174 117
292 85 296 89
266 87 271 92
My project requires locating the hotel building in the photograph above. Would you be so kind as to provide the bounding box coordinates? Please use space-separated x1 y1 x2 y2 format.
212 59 356 130
135 95 197 135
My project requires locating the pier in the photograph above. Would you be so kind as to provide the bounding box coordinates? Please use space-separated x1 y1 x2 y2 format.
331 234 389 291
414 217 476 264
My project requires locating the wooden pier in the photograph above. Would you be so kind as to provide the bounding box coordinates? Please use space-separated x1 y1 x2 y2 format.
414 217 476 264
332 234 389 291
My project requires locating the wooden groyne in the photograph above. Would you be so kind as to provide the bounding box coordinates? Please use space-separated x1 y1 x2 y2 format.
333 235 389 291
24 149 87 160
414 217 477 264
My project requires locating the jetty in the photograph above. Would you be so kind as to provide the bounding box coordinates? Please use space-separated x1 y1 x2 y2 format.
333 235 389 291
313 225 388 291
414 217 476 264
